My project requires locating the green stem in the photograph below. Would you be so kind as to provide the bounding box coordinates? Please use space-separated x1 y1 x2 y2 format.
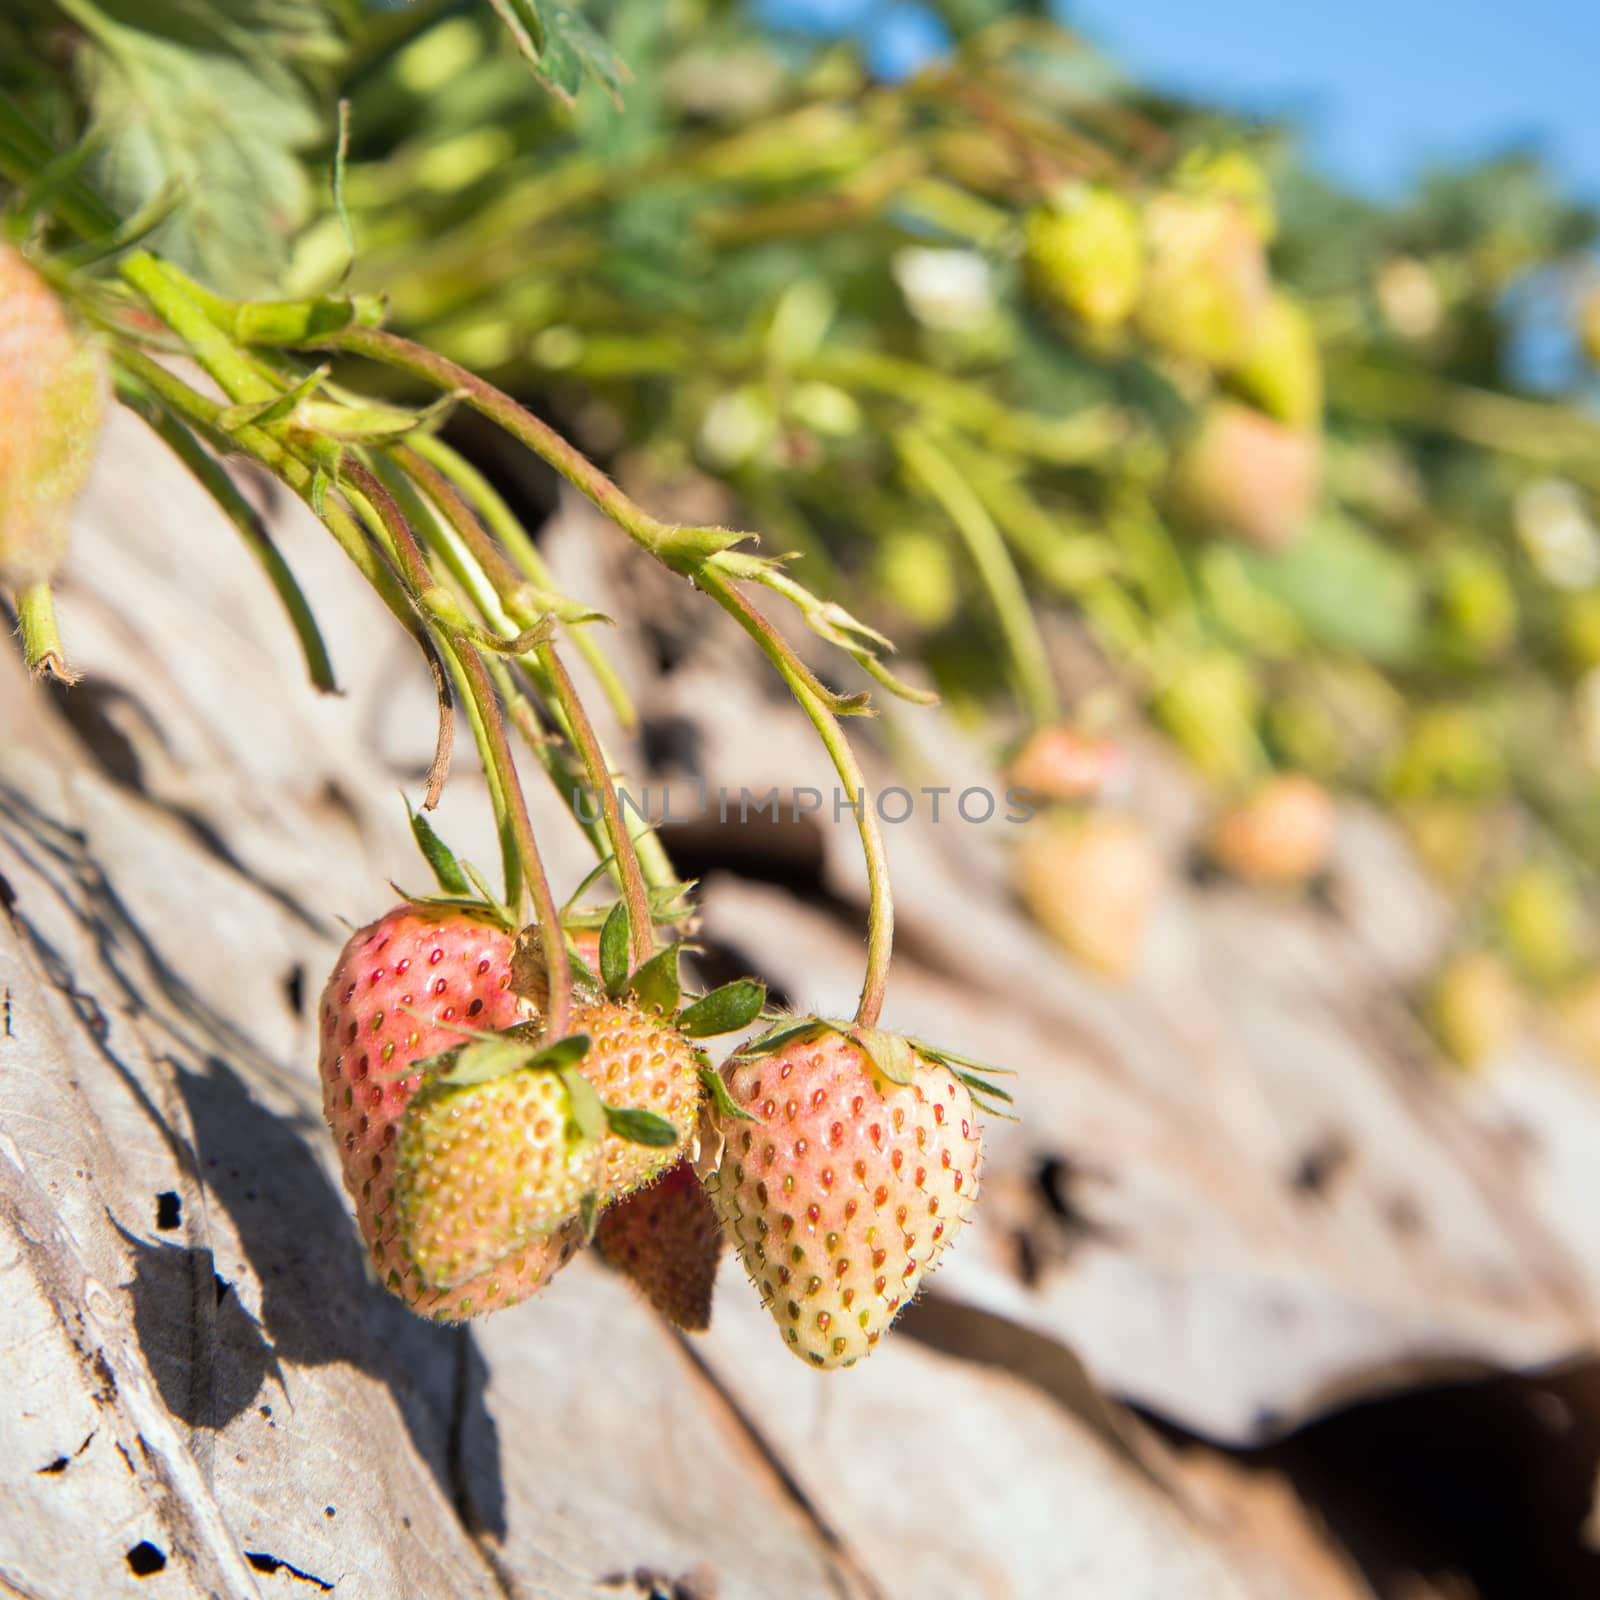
406 432 636 730
16 583 77 684
459 645 573 1037
306 327 739 575
400 448 656 967
348 461 571 1033
698 567 893 1029
898 426 1059 728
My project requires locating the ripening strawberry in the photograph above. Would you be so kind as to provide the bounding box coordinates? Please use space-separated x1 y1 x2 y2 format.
0 248 107 590
1023 187 1144 335
318 904 580 1320
1171 401 1321 551
1207 774 1336 887
702 1024 987 1369
597 1157 724 1332
1136 191 1269 369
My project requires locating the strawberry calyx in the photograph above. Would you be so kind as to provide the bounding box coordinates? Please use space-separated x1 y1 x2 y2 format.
730 1014 1016 1118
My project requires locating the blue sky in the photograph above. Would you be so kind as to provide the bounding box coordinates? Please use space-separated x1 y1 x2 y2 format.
757 0 1600 202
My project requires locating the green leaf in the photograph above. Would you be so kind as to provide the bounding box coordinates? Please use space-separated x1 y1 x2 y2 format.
74 0 336 293
559 1065 607 1144
850 1027 916 1087
603 1105 679 1148
696 1060 758 1123
406 799 472 896
628 944 681 1014
485 0 625 107
599 902 629 998
1234 515 1424 667
677 980 767 1039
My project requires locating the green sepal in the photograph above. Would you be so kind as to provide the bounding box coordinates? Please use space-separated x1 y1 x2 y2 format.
911 1040 1018 1119
528 1033 591 1073
599 902 630 997
218 363 328 432
560 855 619 919
849 1026 916 1087
563 938 602 991
460 860 514 927
603 1105 679 1148
577 1189 599 1240
736 1014 834 1060
628 944 682 1014
647 880 700 922
429 1035 535 1088
677 979 767 1039
406 798 471 896
697 1059 758 1123
559 1064 607 1144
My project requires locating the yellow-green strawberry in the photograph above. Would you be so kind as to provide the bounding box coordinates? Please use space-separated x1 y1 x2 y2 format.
1136 191 1269 369
1023 186 1144 334
702 1022 997 1369
396 1050 596 1291
1175 146 1277 243
317 904 581 1321
1581 286 1600 366
1427 951 1522 1071
0 248 107 590
597 1156 725 1332
1231 291 1322 427
570 991 704 1199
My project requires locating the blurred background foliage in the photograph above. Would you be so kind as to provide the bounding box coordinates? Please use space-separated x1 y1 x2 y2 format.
8 0 1600 1059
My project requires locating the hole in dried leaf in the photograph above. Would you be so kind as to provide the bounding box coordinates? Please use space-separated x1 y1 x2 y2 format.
126 1542 166 1576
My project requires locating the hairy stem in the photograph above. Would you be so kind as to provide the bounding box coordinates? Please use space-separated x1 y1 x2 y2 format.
16 583 77 684
698 567 893 1029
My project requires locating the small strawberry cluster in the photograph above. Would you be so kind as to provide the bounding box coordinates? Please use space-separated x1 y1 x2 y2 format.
318 828 1006 1368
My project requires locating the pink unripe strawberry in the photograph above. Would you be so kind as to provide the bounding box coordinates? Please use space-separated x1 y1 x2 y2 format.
0 248 108 590
1171 401 1321 552
597 1156 725 1332
318 905 580 1320
1005 724 1123 804
702 1024 988 1369
1208 774 1336 886
1016 810 1163 982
